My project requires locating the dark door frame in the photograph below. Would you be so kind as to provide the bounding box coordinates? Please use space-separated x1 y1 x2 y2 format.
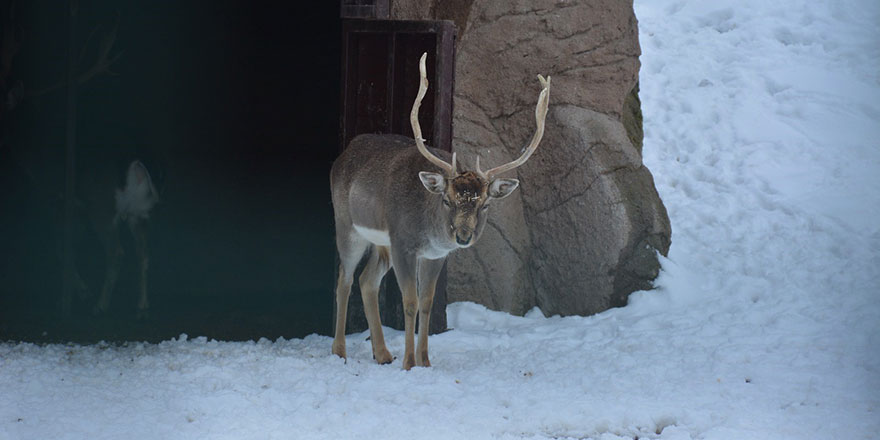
340 19 455 153
337 18 456 335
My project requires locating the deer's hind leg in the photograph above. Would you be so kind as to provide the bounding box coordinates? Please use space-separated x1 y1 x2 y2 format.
94 221 123 315
359 246 393 364
332 232 369 360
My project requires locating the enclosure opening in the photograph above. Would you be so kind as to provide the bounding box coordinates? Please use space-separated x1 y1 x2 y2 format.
0 1 341 343
337 19 455 335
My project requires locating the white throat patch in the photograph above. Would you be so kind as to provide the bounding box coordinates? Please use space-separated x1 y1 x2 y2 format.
115 160 158 223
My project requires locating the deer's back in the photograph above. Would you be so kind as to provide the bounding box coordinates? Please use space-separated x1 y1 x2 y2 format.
331 134 451 234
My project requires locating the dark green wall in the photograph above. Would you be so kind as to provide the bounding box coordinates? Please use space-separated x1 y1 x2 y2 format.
0 1 341 342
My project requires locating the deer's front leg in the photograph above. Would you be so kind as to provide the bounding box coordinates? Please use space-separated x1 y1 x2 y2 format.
129 219 150 319
392 252 419 370
94 227 123 315
416 257 445 367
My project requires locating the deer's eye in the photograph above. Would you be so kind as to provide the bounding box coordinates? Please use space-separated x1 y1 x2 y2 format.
481 204 490 212
442 198 451 208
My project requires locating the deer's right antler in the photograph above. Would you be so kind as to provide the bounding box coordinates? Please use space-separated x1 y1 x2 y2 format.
411 52 457 176
476 74 551 180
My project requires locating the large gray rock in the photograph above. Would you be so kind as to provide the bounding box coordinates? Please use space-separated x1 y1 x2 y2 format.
393 0 671 316
519 105 670 314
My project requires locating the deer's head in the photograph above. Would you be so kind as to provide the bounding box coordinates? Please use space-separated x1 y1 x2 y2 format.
418 169 518 247
411 53 550 248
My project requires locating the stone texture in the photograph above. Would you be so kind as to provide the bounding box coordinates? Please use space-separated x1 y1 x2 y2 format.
521 105 670 314
392 0 671 316
391 0 475 35
389 0 432 21
623 83 644 154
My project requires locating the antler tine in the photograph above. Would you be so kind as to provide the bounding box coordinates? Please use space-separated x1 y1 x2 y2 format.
477 74 551 180
28 13 123 98
411 52 455 176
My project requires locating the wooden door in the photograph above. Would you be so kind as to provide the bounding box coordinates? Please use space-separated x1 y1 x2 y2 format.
338 19 455 335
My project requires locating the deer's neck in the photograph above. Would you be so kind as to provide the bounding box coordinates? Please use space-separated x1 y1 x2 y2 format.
419 200 458 260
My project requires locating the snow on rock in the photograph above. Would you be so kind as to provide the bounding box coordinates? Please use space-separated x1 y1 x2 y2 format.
2 0 880 439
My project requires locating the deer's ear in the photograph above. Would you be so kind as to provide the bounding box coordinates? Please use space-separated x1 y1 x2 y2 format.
489 178 519 199
418 172 446 194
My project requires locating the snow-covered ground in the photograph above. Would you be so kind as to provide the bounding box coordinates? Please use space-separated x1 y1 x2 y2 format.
3 0 879 438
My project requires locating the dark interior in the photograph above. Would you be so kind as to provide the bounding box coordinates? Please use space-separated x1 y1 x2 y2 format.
0 1 341 343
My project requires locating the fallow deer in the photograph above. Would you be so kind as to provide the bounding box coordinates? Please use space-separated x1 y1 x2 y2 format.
68 159 159 318
89 159 159 317
3 8 150 318
330 53 550 370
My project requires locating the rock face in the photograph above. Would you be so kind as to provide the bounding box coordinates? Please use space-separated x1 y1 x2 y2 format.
392 0 671 316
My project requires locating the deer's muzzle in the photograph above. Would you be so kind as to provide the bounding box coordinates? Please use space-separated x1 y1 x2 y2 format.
455 229 473 247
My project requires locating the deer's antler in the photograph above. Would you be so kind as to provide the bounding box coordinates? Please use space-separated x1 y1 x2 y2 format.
477 74 551 180
77 12 123 81
411 52 456 176
29 13 123 98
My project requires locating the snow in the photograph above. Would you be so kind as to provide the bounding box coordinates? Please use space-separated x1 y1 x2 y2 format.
3 0 880 438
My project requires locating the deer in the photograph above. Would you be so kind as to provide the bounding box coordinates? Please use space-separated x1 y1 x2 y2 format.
83 159 160 318
22 156 159 319
0 6 151 318
27 11 152 318
330 53 550 370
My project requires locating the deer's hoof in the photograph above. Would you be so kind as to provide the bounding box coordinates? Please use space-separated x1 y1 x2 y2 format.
374 348 393 365
403 353 416 371
332 341 347 360
416 351 431 368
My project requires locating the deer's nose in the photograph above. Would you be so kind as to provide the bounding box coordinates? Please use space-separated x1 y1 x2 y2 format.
455 230 473 246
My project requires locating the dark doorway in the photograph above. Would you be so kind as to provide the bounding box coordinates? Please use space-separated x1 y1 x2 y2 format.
338 19 455 335
0 1 341 343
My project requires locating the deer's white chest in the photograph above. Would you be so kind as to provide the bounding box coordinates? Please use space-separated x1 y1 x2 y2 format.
353 224 392 246
114 161 158 222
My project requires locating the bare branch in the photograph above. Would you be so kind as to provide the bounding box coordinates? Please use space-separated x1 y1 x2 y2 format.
28 13 123 98
1 0 21 80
